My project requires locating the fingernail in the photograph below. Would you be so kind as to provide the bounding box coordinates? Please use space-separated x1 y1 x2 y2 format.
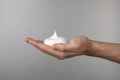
25 39 29 43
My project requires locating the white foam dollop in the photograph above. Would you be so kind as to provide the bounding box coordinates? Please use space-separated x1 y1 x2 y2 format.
44 31 67 46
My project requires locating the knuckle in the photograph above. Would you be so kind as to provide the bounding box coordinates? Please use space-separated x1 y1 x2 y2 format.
58 53 66 60
60 46 66 51
33 41 40 46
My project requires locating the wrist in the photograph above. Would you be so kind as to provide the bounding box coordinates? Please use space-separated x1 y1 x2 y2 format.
84 40 100 57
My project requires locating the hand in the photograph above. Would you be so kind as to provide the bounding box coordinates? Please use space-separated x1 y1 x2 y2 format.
25 36 90 59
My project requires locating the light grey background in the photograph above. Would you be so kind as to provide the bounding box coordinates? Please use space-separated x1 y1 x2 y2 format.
0 0 120 80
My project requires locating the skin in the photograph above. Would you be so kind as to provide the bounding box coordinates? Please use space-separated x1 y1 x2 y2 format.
25 36 120 63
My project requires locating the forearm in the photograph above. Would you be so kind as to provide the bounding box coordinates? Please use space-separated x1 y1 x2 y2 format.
85 40 120 63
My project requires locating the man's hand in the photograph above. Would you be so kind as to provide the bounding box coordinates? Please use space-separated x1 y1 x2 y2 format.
25 36 90 59
25 35 120 63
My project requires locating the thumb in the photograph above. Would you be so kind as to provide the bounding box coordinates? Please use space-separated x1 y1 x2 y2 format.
53 43 68 51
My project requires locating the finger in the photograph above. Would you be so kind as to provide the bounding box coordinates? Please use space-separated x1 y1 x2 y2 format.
53 41 81 52
36 45 67 59
25 38 67 59
25 38 43 46
25 38 43 43
53 43 72 51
